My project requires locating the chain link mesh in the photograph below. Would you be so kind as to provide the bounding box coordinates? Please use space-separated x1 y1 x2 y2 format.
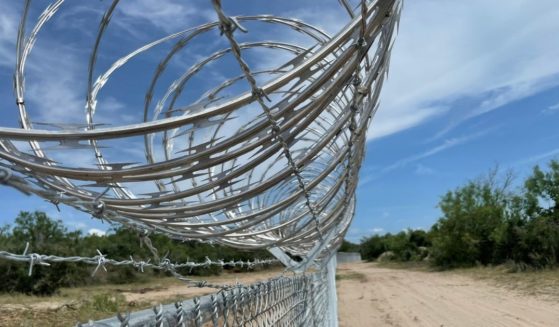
0 0 402 325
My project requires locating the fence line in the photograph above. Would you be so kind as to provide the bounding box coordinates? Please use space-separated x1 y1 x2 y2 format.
78 264 331 327
0 245 278 289
1 245 333 327
0 0 403 324
0 0 402 263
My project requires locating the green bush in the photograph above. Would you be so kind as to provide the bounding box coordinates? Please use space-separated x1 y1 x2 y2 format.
0 211 274 295
0 212 89 295
429 171 511 267
359 160 559 270
360 229 430 262
360 235 386 260
339 240 360 252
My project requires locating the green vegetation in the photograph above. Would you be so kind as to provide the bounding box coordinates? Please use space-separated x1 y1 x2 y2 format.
360 229 430 262
0 212 273 295
338 240 360 252
0 271 283 327
359 159 559 270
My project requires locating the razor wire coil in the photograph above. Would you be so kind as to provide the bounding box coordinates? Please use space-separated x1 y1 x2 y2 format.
0 0 401 267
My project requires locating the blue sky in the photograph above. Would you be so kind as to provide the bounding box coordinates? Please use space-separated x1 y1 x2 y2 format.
1 0 558 242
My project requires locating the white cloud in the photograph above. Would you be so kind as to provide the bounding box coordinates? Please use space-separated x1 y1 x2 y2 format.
25 46 86 123
285 6 347 36
116 0 215 33
370 0 559 140
414 163 435 176
384 130 489 172
359 129 490 187
368 106 446 140
88 228 106 236
543 102 559 115
512 148 559 168
0 3 18 68
5 1 558 140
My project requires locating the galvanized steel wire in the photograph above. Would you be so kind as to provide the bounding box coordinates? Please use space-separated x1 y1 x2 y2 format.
78 271 329 327
0 244 278 289
0 0 401 267
0 1 401 325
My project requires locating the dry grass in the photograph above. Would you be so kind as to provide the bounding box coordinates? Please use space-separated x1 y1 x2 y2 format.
451 265 559 301
0 277 183 327
373 260 434 272
0 268 283 327
373 261 559 301
336 270 368 283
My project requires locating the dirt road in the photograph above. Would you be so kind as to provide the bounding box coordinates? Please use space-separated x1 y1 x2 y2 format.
337 262 559 327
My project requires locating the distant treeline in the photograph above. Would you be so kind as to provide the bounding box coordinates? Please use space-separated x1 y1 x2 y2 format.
0 212 272 295
352 159 559 270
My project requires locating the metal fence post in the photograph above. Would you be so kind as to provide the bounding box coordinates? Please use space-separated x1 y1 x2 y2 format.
326 255 338 327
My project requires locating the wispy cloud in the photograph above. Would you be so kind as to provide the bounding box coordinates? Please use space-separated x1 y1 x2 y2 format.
0 3 18 68
542 102 559 115
370 0 559 140
512 148 559 167
414 163 435 176
285 5 346 36
360 129 491 187
116 0 215 33
385 130 489 172
368 106 446 140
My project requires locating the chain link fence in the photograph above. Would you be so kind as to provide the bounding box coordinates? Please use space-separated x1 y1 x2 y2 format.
81 268 331 327
0 0 402 325
0 245 335 327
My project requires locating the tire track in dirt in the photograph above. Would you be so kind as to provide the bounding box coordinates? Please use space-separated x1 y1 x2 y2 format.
337 262 559 327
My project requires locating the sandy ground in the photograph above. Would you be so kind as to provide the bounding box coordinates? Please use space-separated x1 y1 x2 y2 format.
1 268 283 312
337 262 559 327
121 269 283 304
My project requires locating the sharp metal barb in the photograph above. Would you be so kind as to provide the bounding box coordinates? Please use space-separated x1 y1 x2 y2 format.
0 0 402 325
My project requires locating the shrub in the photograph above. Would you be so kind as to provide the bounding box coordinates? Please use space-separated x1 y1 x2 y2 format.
0 211 274 295
360 229 430 262
429 170 512 267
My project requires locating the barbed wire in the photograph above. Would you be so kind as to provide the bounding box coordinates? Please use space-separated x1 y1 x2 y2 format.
211 0 325 243
0 0 403 268
0 1 403 325
0 243 278 289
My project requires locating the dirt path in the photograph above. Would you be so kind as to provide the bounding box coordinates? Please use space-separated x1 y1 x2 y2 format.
337 262 559 327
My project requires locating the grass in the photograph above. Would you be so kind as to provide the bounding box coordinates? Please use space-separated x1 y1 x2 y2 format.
0 277 180 327
0 267 282 327
452 265 559 300
0 275 178 307
336 271 368 283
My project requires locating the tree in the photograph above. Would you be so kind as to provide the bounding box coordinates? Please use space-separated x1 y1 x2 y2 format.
359 229 430 262
514 161 559 267
430 169 513 267
524 160 559 219
0 211 274 294
339 240 360 252
0 211 83 294
360 234 386 260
